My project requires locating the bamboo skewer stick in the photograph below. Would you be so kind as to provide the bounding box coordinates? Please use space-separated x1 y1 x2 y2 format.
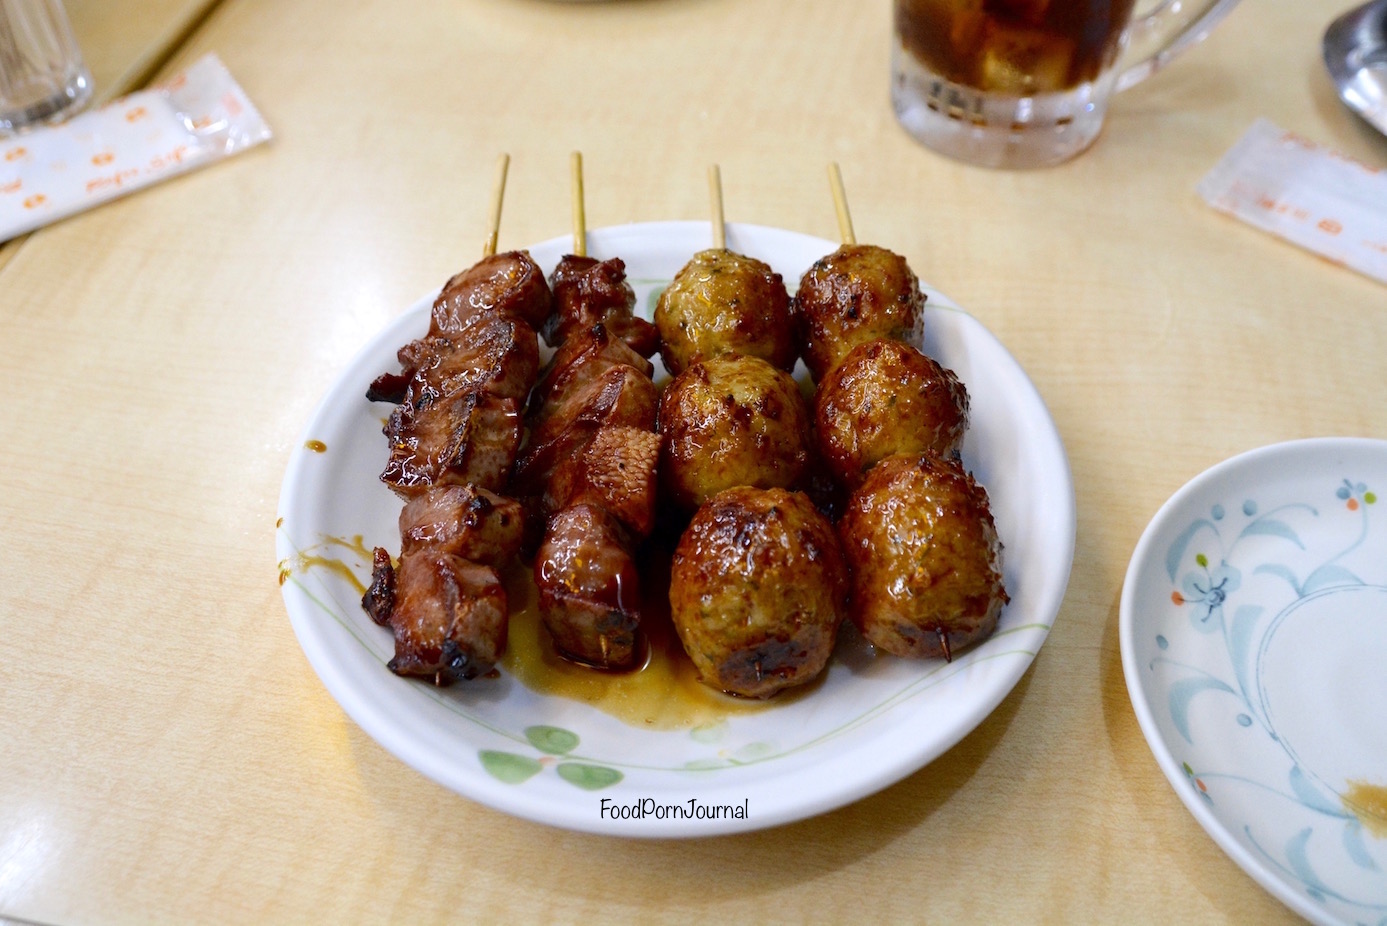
570 151 587 257
708 164 726 251
483 153 510 258
828 162 856 246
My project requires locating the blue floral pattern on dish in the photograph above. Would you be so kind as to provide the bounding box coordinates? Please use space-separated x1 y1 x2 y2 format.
1151 474 1387 925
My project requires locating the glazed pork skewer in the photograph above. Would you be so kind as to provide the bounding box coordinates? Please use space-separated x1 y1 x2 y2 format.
524 152 662 671
537 154 658 358
362 154 549 685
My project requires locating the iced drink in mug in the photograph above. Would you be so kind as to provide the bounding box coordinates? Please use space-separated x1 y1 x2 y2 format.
892 0 1241 168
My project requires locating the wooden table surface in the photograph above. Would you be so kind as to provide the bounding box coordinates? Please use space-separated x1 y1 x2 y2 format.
2 0 1384 922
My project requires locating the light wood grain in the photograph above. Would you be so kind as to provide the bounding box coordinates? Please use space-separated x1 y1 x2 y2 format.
2 0 1384 922
0 1 222 270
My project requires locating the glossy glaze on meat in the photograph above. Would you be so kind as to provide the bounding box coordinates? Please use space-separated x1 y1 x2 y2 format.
543 255 658 357
794 244 925 382
381 391 522 496
657 354 812 510
838 453 1007 659
814 338 968 487
544 425 661 538
669 487 847 698
364 252 557 686
534 504 644 670
654 248 797 376
513 362 659 496
429 250 553 336
527 323 654 422
395 317 540 406
398 484 525 565
521 263 664 670
384 550 509 682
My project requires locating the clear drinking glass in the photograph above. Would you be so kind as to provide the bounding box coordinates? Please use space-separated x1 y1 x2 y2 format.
0 0 91 135
892 0 1242 169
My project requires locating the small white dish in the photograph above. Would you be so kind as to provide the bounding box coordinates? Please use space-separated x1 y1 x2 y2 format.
277 221 1075 837
1121 438 1387 925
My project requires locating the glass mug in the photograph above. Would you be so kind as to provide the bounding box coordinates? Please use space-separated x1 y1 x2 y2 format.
0 0 91 135
892 0 1241 168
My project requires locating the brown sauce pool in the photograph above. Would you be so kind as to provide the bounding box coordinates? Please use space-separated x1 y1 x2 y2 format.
498 556 804 731
283 536 816 730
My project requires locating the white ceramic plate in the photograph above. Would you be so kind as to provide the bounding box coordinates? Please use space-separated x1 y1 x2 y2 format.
277 221 1075 837
1121 438 1387 925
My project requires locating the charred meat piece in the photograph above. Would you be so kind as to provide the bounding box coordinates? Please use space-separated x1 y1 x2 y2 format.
512 364 659 496
363 547 396 626
366 370 412 405
368 317 539 407
814 338 968 487
654 248 797 376
794 243 925 382
543 255 659 357
657 354 812 510
669 487 847 698
838 453 1007 660
400 317 539 405
398 484 525 565
381 391 522 496
544 426 661 538
385 550 508 684
534 504 643 670
528 323 653 420
429 250 553 336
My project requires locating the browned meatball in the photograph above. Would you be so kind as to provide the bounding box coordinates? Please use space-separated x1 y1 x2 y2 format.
670 487 847 698
838 454 1007 659
794 244 925 382
658 354 811 510
654 249 796 376
814 339 968 487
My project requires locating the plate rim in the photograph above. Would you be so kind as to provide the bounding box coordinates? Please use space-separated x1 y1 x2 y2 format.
277 220 1077 837
1118 435 1387 925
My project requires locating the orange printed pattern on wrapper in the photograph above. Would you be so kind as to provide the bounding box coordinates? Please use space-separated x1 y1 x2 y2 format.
0 53 272 244
1197 119 1387 287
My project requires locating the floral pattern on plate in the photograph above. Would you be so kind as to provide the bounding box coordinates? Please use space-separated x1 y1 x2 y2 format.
1122 438 1387 926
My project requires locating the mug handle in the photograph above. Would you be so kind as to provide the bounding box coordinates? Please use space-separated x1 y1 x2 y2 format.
1115 0 1243 92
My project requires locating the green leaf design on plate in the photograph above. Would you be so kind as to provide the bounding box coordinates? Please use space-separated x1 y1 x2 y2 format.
689 721 726 744
479 751 543 784
732 741 776 762
525 725 579 755
556 763 623 790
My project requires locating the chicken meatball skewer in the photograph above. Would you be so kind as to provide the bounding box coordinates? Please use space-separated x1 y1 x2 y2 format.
806 165 1004 662
362 155 550 685
652 169 849 697
526 154 662 671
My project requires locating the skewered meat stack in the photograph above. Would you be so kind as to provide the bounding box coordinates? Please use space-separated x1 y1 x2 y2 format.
660 167 849 699
361 246 550 684
804 165 1007 662
361 156 551 685
516 153 663 672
